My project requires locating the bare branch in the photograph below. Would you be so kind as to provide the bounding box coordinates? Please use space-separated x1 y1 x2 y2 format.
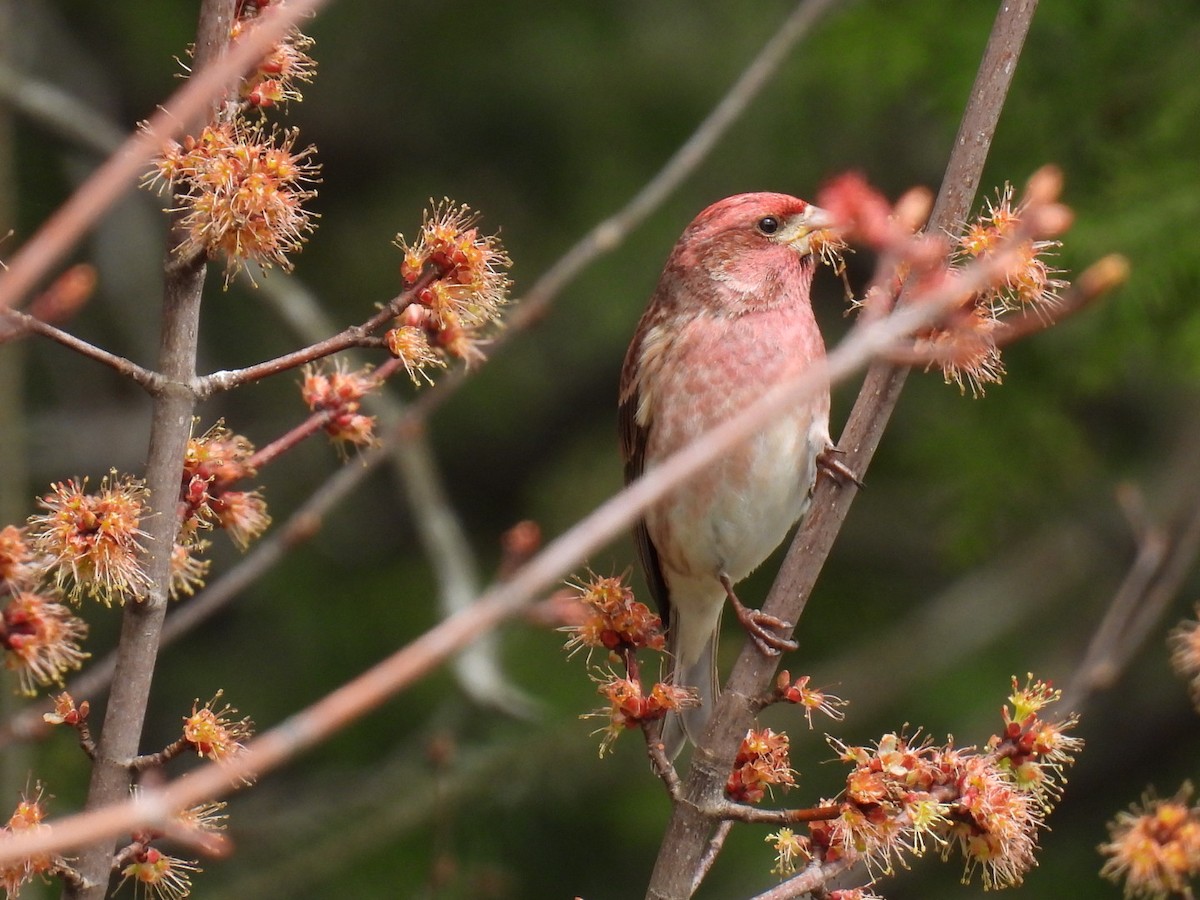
0 306 160 389
1064 428 1200 710
746 857 856 900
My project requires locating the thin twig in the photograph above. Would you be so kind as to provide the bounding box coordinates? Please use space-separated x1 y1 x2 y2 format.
248 271 537 716
195 269 436 398
746 857 855 900
1064 436 1200 710
0 306 159 389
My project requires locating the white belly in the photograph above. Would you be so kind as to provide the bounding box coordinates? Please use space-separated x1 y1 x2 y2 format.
652 411 821 583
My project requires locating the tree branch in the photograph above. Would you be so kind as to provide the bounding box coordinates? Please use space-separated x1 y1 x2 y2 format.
0 0 325 315
1064 420 1200 710
65 1 239 894
0 306 160 390
646 2 1042 897
0 221 1065 867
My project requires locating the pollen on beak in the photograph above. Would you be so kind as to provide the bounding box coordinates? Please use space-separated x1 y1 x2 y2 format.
783 204 838 255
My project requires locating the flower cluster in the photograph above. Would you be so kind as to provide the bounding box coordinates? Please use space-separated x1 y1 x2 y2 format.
584 674 696 758
119 845 200 900
765 827 809 877
727 728 796 804
0 522 91 696
115 793 229 900
43 691 90 727
562 572 686 756
776 671 847 728
562 572 665 659
183 691 254 763
1101 607 1200 899
1100 785 1200 899
958 184 1066 310
180 423 271 553
1169 604 1200 710
990 675 1080 804
300 362 380 449
149 121 319 283
145 0 320 284
25 474 150 606
921 183 1066 394
818 172 1069 396
0 525 37 589
387 201 512 381
806 677 1080 889
0 784 58 897
1 591 89 696
230 0 316 109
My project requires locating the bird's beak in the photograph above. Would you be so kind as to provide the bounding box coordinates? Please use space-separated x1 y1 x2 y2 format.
782 204 838 256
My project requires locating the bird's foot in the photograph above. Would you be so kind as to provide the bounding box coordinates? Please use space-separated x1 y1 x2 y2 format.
720 573 798 656
816 446 864 489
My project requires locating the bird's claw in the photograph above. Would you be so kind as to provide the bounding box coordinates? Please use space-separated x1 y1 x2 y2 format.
816 446 864 489
720 573 798 657
737 607 799 656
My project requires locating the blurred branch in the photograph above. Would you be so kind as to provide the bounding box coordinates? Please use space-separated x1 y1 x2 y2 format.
1064 422 1200 711
0 0 845 740
815 522 1099 722
410 0 847 421
0 61 127 153
251 272 537 717
647 2 1042 897
0 0 325 314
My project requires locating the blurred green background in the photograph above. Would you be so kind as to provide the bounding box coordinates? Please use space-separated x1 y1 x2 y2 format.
3 1 1200 897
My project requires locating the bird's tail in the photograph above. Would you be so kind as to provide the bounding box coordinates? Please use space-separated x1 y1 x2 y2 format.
662 631 719 759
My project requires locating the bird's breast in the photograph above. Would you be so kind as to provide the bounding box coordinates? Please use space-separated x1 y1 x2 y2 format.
639 307 830 583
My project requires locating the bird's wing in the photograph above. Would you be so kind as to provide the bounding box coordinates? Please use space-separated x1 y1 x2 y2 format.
618 331 672 623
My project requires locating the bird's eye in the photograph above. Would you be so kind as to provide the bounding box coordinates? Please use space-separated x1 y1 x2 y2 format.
757 216 779 235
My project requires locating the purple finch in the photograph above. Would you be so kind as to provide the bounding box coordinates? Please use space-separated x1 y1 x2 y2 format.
619 193 837 754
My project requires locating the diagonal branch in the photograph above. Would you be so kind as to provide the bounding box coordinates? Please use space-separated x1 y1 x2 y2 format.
0 307 160 389
0 0 848 747
646 2 1042 897
0 213 1077 867
1064 421 1200 711
406 0 848 423
0 0 326 315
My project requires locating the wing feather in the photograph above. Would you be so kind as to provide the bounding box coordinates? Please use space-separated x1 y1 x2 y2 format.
618 324 671 624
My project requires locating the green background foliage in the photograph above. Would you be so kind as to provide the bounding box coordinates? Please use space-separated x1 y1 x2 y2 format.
4 1 1200 897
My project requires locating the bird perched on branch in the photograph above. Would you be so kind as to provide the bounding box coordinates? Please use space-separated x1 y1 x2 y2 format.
619 193 840 755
